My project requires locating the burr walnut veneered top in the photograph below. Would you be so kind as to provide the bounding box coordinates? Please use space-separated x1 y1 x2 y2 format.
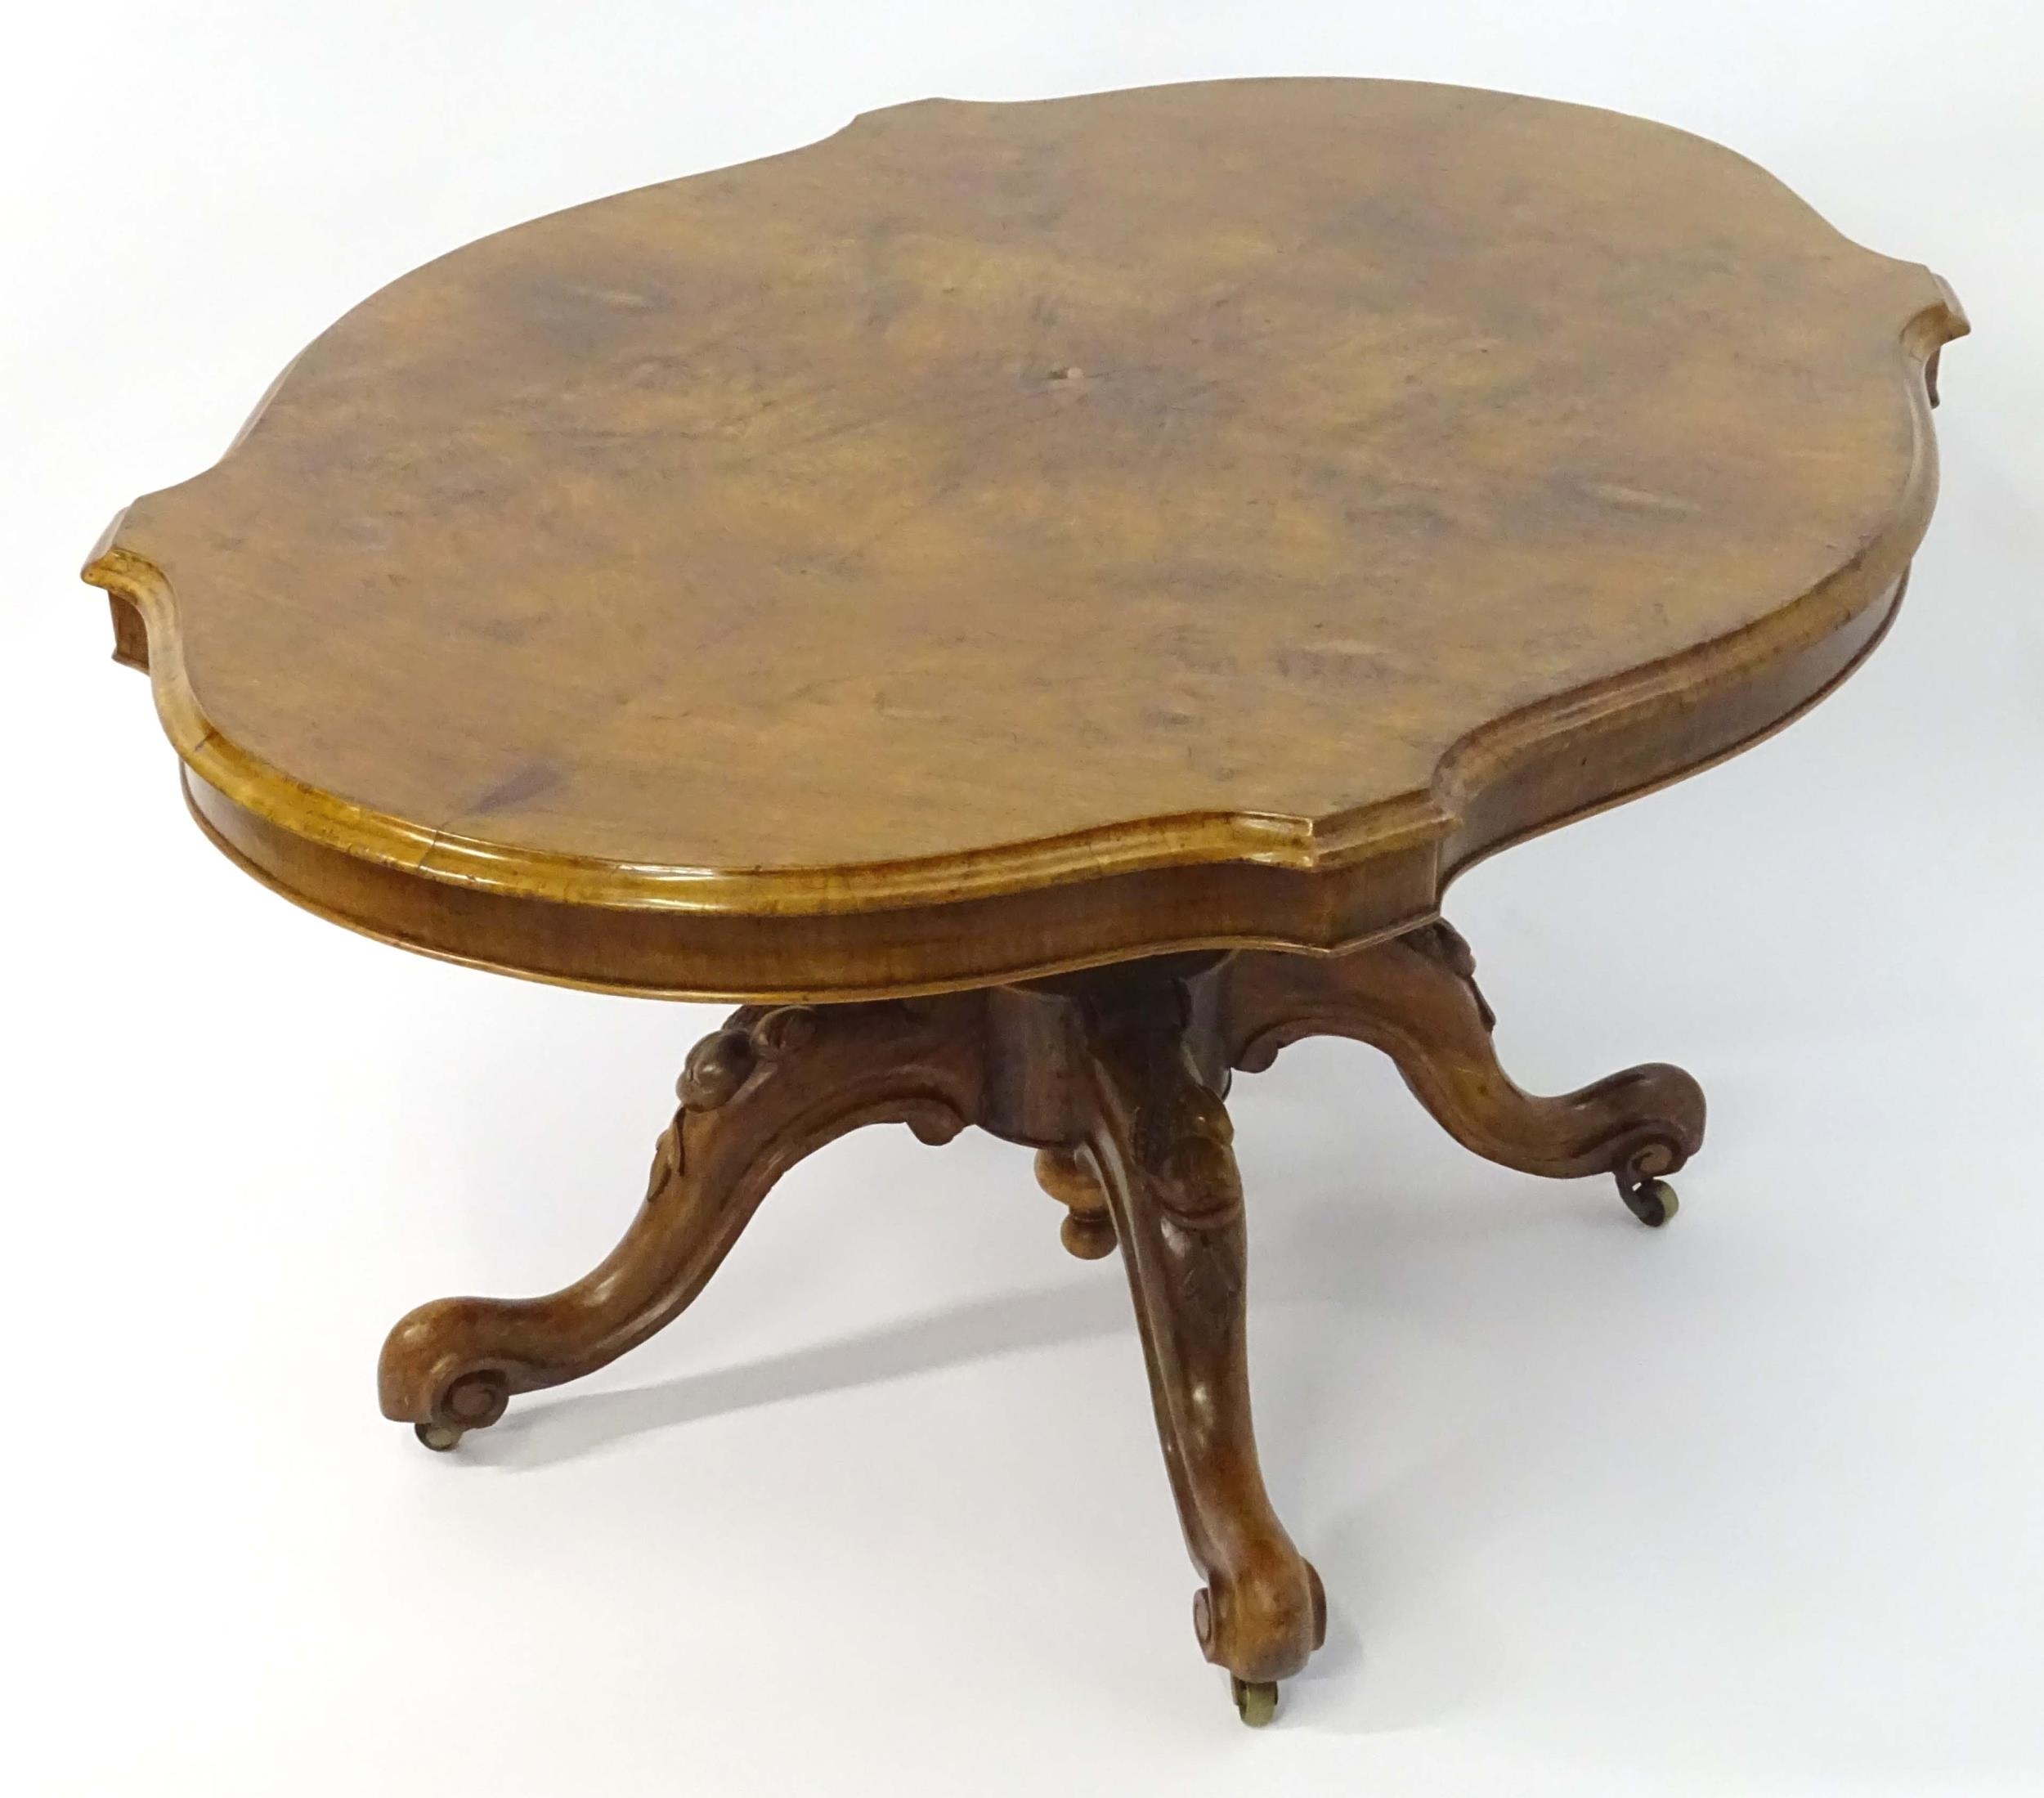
87 79 1963 998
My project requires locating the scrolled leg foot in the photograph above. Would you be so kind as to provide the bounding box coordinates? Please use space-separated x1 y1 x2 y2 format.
1225 922 1706 1214
406 1369 509 1451
379 998 982 1446
1197 1556 1325 1717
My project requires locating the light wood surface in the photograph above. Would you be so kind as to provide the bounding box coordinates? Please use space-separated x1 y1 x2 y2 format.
86 78 1964 998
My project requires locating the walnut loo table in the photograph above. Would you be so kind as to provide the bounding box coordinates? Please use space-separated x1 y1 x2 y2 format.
86 80 1964 1724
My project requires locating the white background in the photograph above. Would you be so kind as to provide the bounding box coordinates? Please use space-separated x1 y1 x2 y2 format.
6 4 2041 1793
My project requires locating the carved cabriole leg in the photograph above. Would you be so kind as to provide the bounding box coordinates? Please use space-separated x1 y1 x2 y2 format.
1059 973 1323 1720
1223 921 1706 1224
383 959 1314 1722
379 998 982 1448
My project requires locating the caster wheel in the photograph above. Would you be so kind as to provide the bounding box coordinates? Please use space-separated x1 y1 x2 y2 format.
411 1370 509 1451
1230 1676 1279 1727
1621 1176 1679 1228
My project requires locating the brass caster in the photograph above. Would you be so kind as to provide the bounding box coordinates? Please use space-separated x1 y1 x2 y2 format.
1620 1175 1679 1228
1616 1139 1683 1227
1230 1676 1279 1727
412 1370 509 1451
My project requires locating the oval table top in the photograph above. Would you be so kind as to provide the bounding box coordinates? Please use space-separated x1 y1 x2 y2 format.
87 78 1964 1000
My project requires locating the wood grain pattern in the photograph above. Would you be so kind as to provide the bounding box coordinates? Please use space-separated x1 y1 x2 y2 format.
379 923 1696 1719
84 78 1964 1000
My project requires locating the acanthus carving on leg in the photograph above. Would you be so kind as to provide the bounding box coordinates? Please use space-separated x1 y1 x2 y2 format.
1224 921 1705 1224
1072 980 1322 1720
379 997 983 1449
1404 917 1497 1029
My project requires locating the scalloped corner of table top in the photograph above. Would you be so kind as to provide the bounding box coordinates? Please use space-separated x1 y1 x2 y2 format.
82 522 162 675
1907 268 1970 403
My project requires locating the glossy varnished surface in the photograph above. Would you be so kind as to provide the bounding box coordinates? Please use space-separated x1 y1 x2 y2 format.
87 78 1963 995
